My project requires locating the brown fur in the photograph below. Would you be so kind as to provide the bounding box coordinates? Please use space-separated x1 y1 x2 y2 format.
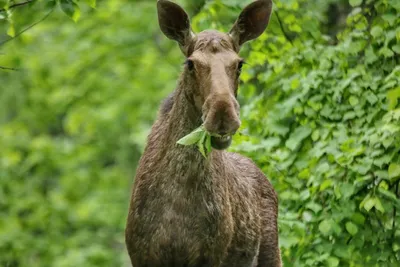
125 1 281 266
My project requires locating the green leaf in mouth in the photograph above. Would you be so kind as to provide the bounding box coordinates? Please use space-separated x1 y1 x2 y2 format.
176 126 204 146
177 125 212 158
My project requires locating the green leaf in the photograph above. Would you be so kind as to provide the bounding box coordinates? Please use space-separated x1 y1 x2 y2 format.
365 46 378 63
388 87 400 110
378 187 400 204
60 0 81 21
285 126 312 151
197 131 207 158
379 47 394 58
326 256 340 267
388 163 400 181
320 179 333 191
177 127 204 146
279 235 299 249
205 134 212 155
365 91 378 105
351 213 365 225
339 183 355 199
84 0 96 8
362 195 385 213
311 130 320 141
72 3 81 22
46 0 57 9
345 222 358 235
382 14 397 25
389 0 400 10
298 168 310 179
60 0 75 18
306 202 322 213
180 128 215 158
392 44 400 54
319 219 332 235
7 23 15 37
371 26 383 38
374 197 385 213
349 96 359 106
349 0 362 7
343 111 356 121
362 196 375 212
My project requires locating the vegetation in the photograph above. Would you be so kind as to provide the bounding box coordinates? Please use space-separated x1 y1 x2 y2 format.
1 0 399 266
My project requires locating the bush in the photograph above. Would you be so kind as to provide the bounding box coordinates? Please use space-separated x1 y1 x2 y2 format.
226 0 400 265
0 0 399 266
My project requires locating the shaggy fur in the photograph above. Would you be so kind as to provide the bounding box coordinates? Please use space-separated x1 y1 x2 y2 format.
125 1 281 266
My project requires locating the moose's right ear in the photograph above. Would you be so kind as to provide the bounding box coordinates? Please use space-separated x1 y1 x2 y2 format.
157 0 194 50
229 0 273 49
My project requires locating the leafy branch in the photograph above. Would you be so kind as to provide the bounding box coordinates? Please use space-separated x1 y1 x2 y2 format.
0 0 35 12
274 10 293 45
0 7 54 70
0 65 18 70
0 7 54 46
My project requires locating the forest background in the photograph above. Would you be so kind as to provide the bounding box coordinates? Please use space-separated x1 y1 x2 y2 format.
1 0 399 266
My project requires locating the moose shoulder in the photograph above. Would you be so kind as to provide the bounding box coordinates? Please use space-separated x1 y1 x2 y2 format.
125 1 281 266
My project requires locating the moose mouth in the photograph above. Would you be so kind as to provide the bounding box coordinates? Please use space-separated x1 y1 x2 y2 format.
210 135 232 150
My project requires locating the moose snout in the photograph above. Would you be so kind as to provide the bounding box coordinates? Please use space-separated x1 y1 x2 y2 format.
203 99 241 136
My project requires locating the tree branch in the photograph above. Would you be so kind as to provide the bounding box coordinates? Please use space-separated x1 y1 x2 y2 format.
0 0 35 12
0 65 18 71
393 181 399 238
0 7 54 70
0 8 54 46
274 10 294 45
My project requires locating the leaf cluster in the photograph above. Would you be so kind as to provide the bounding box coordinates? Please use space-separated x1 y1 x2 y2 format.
177 126 212 158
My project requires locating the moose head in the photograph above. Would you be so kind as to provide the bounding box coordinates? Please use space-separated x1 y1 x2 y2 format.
157 0 272 150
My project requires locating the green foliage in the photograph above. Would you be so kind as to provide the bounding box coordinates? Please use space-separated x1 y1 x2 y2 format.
0 0 96 38
177 127 206 146
1 1 182 266
1 0 399 266
224 0 400 265
177 126 213 157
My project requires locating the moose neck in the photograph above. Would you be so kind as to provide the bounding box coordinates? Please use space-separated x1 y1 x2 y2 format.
166 79 203 146
152 75 223 180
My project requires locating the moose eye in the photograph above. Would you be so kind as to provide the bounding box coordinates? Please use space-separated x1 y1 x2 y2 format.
186 59 194 71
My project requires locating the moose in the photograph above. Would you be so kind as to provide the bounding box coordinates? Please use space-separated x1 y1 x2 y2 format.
125 0 281 266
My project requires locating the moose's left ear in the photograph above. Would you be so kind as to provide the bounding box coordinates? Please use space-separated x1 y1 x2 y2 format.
157 0 194 54
229 0 273 48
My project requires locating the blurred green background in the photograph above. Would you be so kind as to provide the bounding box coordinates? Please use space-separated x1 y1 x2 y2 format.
0 0 399 266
